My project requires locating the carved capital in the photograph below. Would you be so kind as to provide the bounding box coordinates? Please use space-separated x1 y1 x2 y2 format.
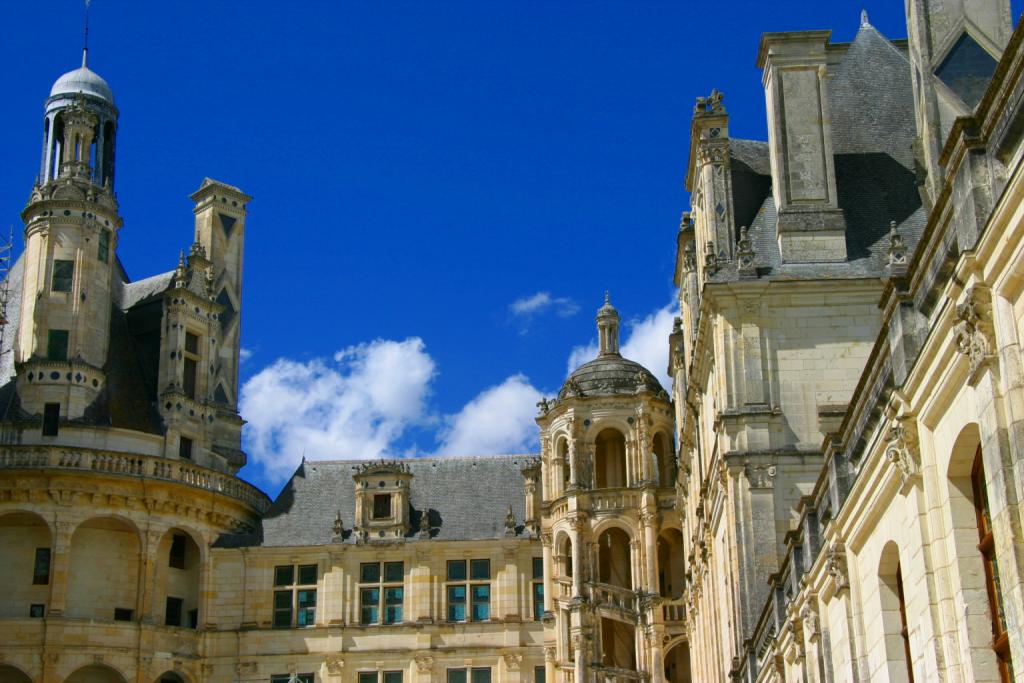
413 655 433 672
826 542 849 593
744 462 776 489
326 656 344 674
884 416 921 490
953 286 996 379
502 654 522 671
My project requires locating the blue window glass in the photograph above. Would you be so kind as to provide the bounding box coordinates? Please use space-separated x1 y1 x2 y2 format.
296 589 316 626
448 585 467 622
361 588 380 625
471 585 490 621
384 587 403 624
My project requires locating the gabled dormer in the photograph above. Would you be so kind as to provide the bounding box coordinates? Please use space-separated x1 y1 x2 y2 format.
352 461 412 543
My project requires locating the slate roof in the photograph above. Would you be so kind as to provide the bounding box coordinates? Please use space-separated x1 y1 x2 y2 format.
561 355 666 399
712 22 926 283
218 455 540 548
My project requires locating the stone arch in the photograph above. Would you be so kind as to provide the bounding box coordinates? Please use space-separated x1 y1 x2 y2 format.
657 527 685 598
0 511 53 618
945 423 1013 680
594 427 627 488
154 672 189 683
555 435 570 494
0 664 34 683
664 639 692 683
554 530 573 578
154 527 203 628
597 526 633 589
877 541 913 683
67 516 141 621
654 430 677 487
591 516 639 541
64 664 127 683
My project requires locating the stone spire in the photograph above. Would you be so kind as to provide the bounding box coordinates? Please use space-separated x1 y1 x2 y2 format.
596 292 621 357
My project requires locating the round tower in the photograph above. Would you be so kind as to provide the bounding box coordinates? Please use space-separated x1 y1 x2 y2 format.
536 295 685 683
15 50 123 421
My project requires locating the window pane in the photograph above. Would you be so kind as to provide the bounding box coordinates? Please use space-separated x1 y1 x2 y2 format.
273 609 291 629
274 565 294 586
534 583 545 620
47 330 68 361
384 587 403 624
297 605 315 627
33 548 51 585
471 668 491 683
384 672 402 683
298 564 317 585
471 585 490 622
271 676 291 683
447 670 467 683
447 560 467 581
185 332 199 355
165 596 183 627
384 561 404 582
274 590 292 609
533 557 544 579
297 589 316 608
359 674 377 683
361 562 381 583
297 676 315 683
183 358 197 399
534 666 545 683
470 559 490 580
361 588 380 625
447 585 466 622
98 230 110 262
372 493 392 519
52 260 73 292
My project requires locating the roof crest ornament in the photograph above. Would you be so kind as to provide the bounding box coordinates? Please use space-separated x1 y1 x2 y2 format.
82 0 92 68
860 9 870 28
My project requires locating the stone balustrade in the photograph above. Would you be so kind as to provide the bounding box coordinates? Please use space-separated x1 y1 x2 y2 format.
661 597 686 624
585 581 639 615
0 445 269 514
588 488 642 513
592 665 645 682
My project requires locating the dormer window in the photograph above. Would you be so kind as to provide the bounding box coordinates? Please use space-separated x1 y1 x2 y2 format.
183 332 199 399
372 494 392 520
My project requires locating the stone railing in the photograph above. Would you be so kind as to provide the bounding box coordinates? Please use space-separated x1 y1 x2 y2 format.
592 665 646 683
586 581 638 616
661 597 686 624
555 577 573 600
588 488 642 513
0 445 269 514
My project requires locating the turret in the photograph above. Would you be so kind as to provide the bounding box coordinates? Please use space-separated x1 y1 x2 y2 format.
15 51 122 421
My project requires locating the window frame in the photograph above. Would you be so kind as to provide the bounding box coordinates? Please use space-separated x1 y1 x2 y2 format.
165 596 184 627
359 672 403 683
270 675 314 683
446 668 491 683
51 259 73 293
272 563 318 628
182 331 200 399
33 547 51 585
98 229 110 263
446 558 491 623
42 403 60 436
46 329 69 361
532 557 544 620
359 561 404 625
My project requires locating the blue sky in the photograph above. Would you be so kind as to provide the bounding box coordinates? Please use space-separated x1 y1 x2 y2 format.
1 1 1018 497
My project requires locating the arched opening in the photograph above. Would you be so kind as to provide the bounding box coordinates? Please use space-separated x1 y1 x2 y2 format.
664 641 692 683
597 527 632 589
0 512 52 618
556 533 573 579
155 673 187 683
878 541 913 683
654 431 676 487
49 114 64 180
657 528 685 599
155 529 201 629
557 437 570 494
600 617 636 670
67 517 140 621
947 426 1013 682
101 120 116 188
0 664 33 683
65 665 127 683
595 428 627 489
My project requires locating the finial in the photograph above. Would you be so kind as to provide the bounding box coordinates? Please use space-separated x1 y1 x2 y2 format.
596 292 620 357
604 290 610 306
860 9 869 27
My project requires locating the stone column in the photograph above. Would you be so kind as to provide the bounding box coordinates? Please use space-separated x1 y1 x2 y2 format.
649 625 666 683
641 508 658 594
411 547 433 623
544 645 557 683
46 519 74 616
568 515 586 596
500 546 520 620
630 539 642 590
139 527 164 624
572 632 586 683
541 533 554 613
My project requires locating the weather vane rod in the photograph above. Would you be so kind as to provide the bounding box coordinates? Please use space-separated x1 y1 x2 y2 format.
82 0 91 67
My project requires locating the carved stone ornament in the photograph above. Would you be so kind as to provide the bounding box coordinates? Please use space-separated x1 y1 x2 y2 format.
331 510 344 542
885 417 921 488
414 655 434 672
540 531 553 547
418 511 431 539
737 225 756 277
704 241 719 277
826 542 850 593
745 462 776 489
536 397 552 415
544 645 557 662
953 286 995 377
326 656 344 675
502 654 523 671
694 88 726 115
568 513 588 531
505 505 518 537
801 605 821 643
683 240 697 273
887 220 907 269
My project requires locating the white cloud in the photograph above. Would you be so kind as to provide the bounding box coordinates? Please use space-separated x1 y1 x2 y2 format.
508 291 579 334
436 374 543 456
566 302 677 391
239 338 436 483
239 348 253 363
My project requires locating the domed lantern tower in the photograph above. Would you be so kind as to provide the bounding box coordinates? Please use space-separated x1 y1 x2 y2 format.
535 295 685 683
15 49 122 420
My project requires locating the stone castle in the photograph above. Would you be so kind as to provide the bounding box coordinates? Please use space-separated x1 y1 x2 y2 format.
2 1 1024 682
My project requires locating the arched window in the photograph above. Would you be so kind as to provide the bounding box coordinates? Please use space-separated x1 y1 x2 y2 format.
557 437 570 494
557 534 573 578
878 542 913 682
595 428 627 489
972 447 1012 683
597 527 632 589
0 512 52 618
